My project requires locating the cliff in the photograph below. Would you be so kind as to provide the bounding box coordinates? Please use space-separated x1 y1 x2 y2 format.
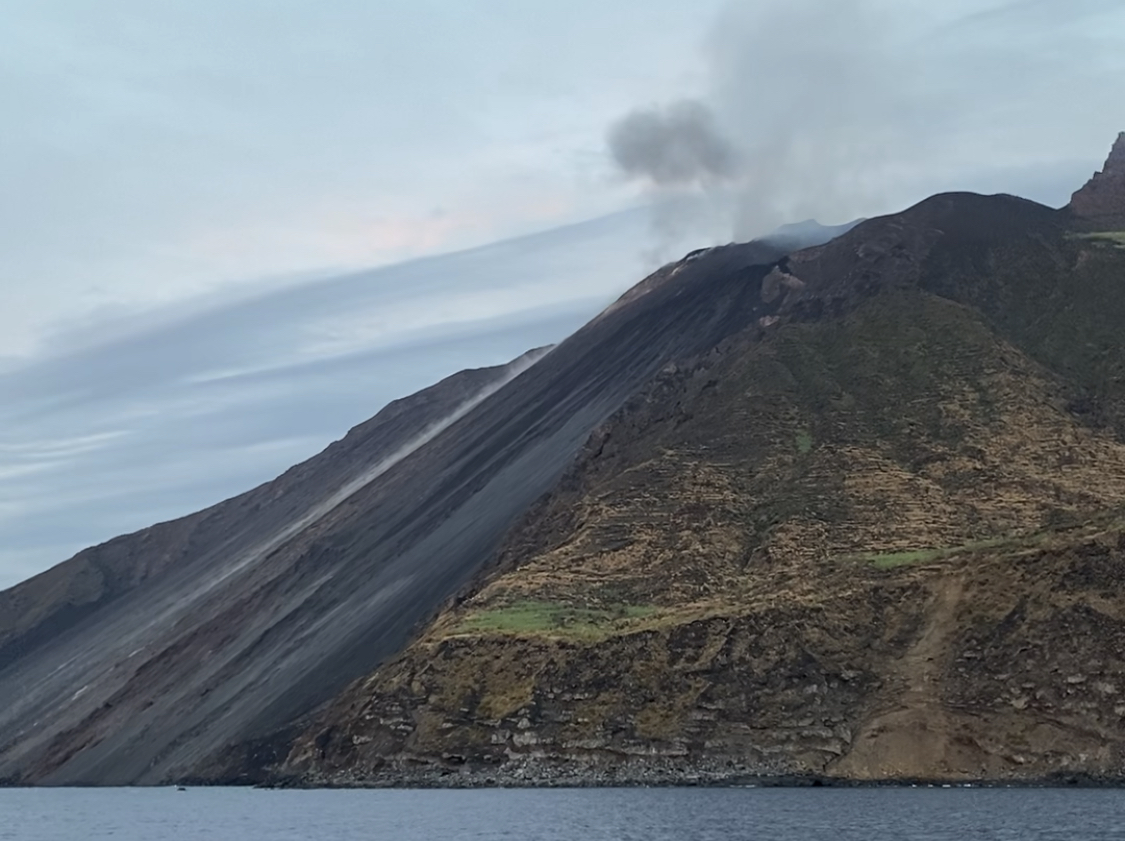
1069 132 1125 228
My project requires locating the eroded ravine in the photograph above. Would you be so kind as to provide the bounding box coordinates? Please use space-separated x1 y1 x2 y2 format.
831 572 968 779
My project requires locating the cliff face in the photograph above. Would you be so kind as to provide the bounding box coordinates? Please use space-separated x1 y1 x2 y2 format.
282 186 1125 786
1070 133 1125 226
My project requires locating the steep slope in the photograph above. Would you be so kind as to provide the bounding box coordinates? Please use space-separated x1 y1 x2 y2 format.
0 355 536 674
283 171 1125 783
0 350 545 785
0 229 817 784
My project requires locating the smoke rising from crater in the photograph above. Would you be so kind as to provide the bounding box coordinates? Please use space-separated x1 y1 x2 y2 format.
609 0 1125 250
608 100 739 188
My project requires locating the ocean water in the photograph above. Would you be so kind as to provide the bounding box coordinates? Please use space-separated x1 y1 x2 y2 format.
1 786 1123 840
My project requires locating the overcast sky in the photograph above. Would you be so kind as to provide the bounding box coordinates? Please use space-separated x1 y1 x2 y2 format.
2 0 1123 589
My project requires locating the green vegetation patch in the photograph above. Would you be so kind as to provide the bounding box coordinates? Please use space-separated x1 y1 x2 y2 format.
454 600 657 639
866 548 951 569
794 429 814 455
857 536 1030 570
1071 231 1125 248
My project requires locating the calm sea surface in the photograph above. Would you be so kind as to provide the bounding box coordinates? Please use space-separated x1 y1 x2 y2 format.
2 786 1124 840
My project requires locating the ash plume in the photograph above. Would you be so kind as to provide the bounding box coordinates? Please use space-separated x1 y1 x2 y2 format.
608 100 739 188
608 0 1125 251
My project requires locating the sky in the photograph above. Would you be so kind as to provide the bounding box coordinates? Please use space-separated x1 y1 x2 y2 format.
1 0 1123 589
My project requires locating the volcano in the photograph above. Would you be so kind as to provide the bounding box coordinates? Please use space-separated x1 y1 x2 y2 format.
3 141 1125 787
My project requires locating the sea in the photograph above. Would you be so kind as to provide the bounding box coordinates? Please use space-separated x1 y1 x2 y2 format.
2 786 1123 840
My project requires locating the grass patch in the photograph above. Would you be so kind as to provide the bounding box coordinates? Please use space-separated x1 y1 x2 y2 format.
1071 231 1125 248
795 429 814 454
866 548 951 569
857 536 1030 569
454 601 657 639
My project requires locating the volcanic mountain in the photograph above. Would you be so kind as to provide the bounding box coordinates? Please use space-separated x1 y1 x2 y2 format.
3 137 1125 787
277 139 1125 787
0 218 842 785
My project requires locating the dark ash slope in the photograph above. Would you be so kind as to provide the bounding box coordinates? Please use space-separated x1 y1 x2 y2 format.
0 234 813 785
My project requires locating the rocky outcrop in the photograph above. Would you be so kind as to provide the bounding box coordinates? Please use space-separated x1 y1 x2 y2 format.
285 526 1125 787
1070 132 1125 224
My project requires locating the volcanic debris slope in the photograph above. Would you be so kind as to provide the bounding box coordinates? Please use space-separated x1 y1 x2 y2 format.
0 231 804 784
282 176 1125 784
0 352 541 783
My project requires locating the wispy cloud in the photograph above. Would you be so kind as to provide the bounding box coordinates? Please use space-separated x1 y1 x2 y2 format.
947 0 1124 27
0 0 727 357
0 210 655 590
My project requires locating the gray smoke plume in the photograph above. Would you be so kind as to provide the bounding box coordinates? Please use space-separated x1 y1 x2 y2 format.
608 100 739 188
609 0 1125 250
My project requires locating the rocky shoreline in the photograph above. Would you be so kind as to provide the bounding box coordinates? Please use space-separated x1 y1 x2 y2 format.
266 757 1125 790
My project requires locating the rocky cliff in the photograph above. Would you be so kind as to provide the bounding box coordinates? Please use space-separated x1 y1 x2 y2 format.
1070 132 1125 227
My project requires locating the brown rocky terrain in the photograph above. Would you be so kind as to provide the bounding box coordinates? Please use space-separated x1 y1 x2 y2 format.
277 144 1125 786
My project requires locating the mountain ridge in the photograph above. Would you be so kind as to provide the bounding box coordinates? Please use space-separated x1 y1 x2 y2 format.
0 351 545 672
1069 132 1125 227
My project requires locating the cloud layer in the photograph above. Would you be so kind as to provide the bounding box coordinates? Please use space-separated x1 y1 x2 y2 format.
0 210 657 589
0 0 728 357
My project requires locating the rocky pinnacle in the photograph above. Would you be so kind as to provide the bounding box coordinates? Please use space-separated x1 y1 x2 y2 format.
1070 132 1125 219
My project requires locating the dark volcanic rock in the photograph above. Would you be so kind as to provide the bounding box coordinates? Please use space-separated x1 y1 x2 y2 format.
1070 132 1125 224
0 236 798 785
0 351 541 784
0 357 532 675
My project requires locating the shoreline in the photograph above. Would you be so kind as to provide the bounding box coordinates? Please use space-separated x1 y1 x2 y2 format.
5 776 1125 790
256 766 1125 791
